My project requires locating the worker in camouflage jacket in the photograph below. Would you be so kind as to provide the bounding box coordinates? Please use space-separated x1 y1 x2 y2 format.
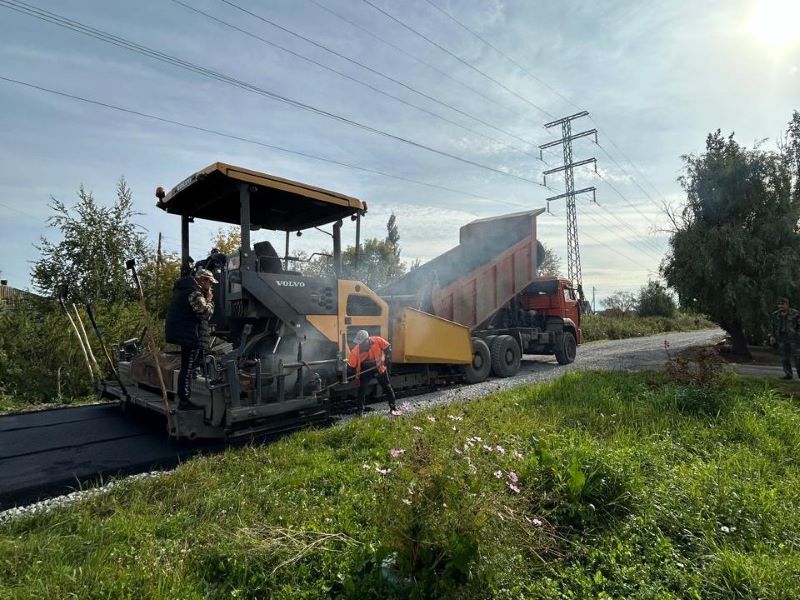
165 268 217 408
769 297 800 379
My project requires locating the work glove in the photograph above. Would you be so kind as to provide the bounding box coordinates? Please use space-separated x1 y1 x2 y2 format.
384 345 392 370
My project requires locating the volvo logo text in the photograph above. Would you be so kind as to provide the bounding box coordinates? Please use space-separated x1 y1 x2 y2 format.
276 280 305 287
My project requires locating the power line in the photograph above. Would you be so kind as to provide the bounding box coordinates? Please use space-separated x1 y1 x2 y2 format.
0 0 546 188
422 0 575 111
418 0 673 218
578 199 665 260
214 0 543 156
0 75 526 204
358 0 557 122
171 1 541 162
546 212 655 272
594 169 661 228
0 200 45 222
306 0 520 118
593 132 669 211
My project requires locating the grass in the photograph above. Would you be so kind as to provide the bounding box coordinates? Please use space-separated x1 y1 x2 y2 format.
2 370 800 599
582 312 715 342
0 392 99 415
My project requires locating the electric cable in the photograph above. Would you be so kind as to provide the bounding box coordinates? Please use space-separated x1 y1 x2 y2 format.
0 0 545 188
358 0 557 122
306 0 519 117
0 75 528 205
215 0 544 155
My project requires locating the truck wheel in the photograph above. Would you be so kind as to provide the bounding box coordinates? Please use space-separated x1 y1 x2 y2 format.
490 335 521 377
464 338 491 383
554 331 577 365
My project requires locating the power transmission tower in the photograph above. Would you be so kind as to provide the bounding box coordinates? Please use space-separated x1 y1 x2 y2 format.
539 111 597 297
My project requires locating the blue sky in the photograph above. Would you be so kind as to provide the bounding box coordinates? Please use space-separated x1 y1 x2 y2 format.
0 0 798 305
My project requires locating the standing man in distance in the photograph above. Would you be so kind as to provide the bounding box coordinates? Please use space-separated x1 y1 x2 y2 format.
165 268 217 408
769 297 800 380
347 329 397 414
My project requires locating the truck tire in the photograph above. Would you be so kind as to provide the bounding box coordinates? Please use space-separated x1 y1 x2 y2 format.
490 335 521 377
464 337 491 383
554 331 577 365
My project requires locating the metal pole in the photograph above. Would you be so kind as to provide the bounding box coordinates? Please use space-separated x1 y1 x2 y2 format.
284 230 290 271
239 183 251 254
354 213 362 272
181 215 190 276
333 220 343 278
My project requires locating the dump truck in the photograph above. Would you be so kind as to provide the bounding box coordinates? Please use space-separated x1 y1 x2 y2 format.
102 163 580 439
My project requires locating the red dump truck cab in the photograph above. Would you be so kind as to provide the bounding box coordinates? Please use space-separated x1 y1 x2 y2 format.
518 277 582 344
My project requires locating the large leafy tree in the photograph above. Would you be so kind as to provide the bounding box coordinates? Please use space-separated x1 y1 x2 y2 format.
662 112 800 355
31 179 148 304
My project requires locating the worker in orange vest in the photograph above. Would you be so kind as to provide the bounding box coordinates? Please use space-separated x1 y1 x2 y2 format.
347 329 397 414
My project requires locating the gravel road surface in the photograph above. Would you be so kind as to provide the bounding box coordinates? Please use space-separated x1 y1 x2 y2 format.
355 328 725 415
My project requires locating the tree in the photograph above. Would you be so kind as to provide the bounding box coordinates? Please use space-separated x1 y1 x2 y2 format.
662 115 800 356
31 179 148 304
213 226 241 255
538 243 563 277
602 290 637 315
292 214 407 289
637 280 676 318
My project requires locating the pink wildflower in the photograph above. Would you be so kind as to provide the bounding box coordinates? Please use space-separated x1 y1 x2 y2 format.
494 470 503 479
389 448 405 458
390 409 403 416
495 445 505 455
507 471 519 484
426 415 436 423
401 400 413 411
507 482 520 494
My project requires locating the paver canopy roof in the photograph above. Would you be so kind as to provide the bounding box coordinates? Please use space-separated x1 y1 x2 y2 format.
157 162 365 231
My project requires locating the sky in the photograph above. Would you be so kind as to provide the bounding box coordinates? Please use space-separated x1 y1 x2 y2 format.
0 0 798 307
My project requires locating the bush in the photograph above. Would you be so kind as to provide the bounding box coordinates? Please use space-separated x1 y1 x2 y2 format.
637 280 677 318
0 295 146 404
582 312 713 342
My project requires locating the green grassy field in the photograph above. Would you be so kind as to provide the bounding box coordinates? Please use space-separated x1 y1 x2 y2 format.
581 312 715 342
2 370 799 599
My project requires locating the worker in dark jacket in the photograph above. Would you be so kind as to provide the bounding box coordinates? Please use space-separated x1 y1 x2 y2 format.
347 329 397 414
165 268 217 408
770 297 800 379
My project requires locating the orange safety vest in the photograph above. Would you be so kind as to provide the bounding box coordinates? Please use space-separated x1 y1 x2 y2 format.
347 336 390 376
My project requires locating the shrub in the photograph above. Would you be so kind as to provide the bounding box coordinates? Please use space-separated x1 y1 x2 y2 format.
637 280 677 318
